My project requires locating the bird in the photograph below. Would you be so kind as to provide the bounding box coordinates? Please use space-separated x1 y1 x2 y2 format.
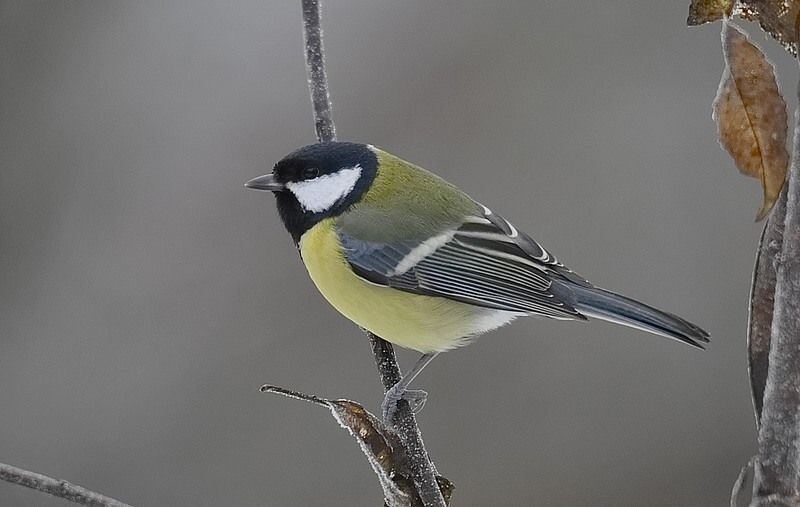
245 141 710 422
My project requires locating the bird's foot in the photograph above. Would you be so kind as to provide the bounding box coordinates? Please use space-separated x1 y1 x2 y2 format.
381 385 428 424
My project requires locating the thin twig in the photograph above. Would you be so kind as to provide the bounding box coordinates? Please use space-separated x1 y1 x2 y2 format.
299 2 447 506
732 457 755 507
751 64 800 504
0 462 133 507
301 0 336 143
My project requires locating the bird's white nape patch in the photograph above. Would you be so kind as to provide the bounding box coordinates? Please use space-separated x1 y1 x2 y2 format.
286 165 362 213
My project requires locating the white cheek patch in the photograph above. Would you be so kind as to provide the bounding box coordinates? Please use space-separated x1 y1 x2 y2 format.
286 165 362 213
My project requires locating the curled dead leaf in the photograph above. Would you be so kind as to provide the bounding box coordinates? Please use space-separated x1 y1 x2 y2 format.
748 187 787 427
713 22 789 221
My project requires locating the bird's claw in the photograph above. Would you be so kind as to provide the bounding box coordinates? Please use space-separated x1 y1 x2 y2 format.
381 386 428 424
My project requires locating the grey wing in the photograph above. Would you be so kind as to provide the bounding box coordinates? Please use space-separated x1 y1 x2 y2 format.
338 206 588 320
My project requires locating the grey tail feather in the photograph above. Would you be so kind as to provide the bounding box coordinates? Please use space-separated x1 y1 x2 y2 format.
564 283 710 349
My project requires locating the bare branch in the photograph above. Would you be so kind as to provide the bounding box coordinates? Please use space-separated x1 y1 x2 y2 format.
369 333 448 507
751 65 800 504
301 0 336 143
299 2 448 505
0 462 133 507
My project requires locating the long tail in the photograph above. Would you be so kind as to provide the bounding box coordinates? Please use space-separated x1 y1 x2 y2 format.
564 283 710 348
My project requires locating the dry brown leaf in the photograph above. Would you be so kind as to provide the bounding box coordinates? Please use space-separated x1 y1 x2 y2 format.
688 0 736 25
738 0 800 55
713 22 789 221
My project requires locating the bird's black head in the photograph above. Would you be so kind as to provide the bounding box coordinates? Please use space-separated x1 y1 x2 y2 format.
245 142 378 243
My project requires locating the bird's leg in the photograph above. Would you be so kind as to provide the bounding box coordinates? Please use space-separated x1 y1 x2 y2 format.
381 352 439 424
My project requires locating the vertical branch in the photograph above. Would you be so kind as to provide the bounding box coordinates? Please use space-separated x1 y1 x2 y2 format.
301 0 336 143
299 2 447 505
369 334 447 507
752 67 800 505
748 185 787 428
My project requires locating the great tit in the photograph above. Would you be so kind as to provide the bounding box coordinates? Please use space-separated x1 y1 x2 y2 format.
246 141 709 420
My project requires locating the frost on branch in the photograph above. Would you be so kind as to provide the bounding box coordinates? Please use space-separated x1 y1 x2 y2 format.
261 385 453 507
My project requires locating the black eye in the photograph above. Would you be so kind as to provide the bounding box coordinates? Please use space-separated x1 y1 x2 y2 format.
302 167 319 180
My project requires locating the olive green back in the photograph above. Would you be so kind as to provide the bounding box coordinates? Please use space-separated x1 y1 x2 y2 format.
335 148 479 243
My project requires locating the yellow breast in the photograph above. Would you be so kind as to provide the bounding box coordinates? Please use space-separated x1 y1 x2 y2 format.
298 219 512 353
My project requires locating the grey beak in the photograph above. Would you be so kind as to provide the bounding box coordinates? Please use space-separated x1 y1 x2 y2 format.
244 173 285 192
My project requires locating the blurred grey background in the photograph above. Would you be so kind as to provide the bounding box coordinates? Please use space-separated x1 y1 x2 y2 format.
1 1 795 506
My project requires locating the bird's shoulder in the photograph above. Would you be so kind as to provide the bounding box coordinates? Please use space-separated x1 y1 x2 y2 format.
338 149 480 243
